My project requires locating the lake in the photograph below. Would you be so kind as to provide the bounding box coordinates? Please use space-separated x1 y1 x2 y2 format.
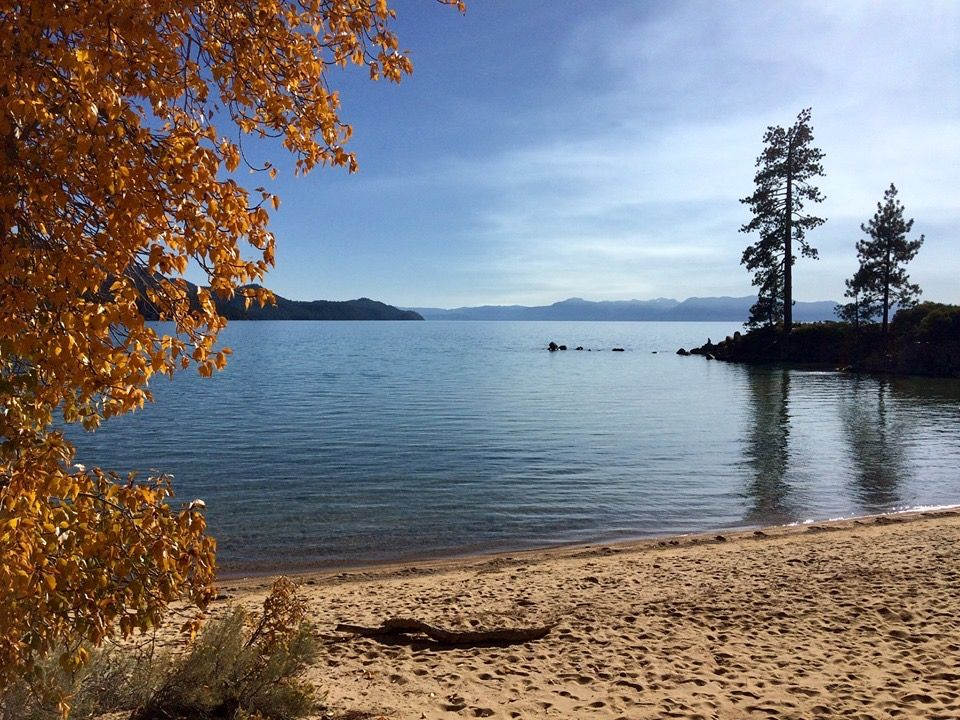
64 321 960 573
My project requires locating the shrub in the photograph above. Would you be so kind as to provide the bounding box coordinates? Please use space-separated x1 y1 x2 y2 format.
0 577 319 720
918 306 960 344
0 645 164 720
891 302 959 339
136 577 319 720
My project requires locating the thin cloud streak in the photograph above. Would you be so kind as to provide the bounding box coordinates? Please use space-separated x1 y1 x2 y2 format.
412 2 960 306
262 1 959 307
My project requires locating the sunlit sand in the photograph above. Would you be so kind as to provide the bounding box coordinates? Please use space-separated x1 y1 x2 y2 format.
196 509 960 719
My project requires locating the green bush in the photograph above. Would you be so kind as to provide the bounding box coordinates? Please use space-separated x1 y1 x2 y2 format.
918 306 960 344
136 608 318 720
0 646 164 720
891 302 960 339
0 578 319 720
136 578 320 720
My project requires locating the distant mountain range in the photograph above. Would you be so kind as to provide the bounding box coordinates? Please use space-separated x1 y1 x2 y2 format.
406 296 840 323
139 283 423 321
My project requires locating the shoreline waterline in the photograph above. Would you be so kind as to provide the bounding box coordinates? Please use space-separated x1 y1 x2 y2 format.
204 506 960 720
215 503 960 581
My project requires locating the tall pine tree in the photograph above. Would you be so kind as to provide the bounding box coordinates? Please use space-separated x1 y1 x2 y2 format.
845 184 924 335
740 108 826 335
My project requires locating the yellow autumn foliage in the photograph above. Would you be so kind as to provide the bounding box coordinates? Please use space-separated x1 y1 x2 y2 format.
0 0 463 705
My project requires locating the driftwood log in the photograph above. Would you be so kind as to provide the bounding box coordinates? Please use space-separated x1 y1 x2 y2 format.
334 617 556 646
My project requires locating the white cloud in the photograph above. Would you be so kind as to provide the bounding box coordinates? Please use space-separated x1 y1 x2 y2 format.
421 1 960 305
266 1 959 307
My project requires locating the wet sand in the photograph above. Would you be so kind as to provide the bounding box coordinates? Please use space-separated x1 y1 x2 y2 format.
214 510 960 719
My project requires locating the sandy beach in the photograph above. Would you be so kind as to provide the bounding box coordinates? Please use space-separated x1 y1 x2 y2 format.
212 510 960 720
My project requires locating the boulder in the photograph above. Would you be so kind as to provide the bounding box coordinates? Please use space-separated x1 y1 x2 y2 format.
612 347 625 352
548 342 559 352
676 348 690 356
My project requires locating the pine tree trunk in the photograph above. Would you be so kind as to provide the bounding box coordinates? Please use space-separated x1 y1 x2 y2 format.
783 153 794 349
882 243 891 336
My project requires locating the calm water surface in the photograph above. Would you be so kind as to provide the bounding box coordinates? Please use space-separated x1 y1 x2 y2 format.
66 321 960 572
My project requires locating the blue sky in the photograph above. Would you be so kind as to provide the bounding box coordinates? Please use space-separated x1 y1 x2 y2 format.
249 1 959 307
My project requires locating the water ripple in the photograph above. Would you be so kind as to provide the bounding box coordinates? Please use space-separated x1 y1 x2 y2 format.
65 321 960 571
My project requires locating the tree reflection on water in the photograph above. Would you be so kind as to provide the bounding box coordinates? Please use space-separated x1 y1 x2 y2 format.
742 367 795 524
840 377 908 511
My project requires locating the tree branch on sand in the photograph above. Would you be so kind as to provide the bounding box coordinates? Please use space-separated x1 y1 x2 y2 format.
334 618 557 646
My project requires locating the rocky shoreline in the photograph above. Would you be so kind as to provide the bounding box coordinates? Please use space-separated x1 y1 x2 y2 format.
679 302 960 378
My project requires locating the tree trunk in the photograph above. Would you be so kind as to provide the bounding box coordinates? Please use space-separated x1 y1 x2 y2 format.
783 148 794 350
882 241 891 336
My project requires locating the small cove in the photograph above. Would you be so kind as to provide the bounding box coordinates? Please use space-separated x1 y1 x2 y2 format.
65 320 960 572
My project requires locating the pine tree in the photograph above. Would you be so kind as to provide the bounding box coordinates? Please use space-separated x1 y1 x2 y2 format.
747 263 784 329
846 184 924 335
741 108 826 336
837 268 881 329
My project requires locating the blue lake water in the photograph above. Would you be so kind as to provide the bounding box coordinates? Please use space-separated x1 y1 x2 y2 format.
64 321 960 573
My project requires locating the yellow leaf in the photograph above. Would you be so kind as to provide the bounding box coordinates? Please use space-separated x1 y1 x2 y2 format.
0 0 458 697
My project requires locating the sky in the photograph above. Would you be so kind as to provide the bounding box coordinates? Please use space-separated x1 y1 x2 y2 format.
242 0 960 307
